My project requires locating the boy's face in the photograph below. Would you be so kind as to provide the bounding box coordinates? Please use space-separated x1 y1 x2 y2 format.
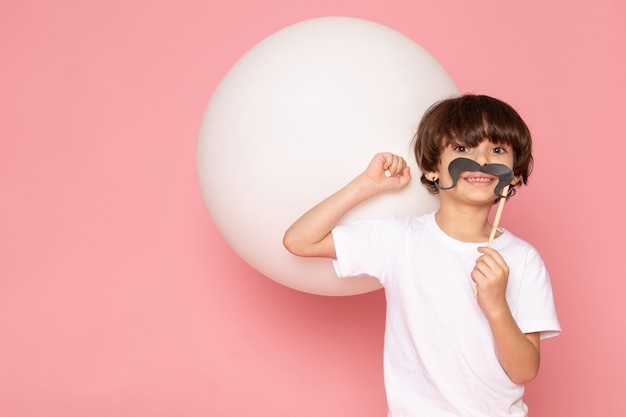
430 138 518 199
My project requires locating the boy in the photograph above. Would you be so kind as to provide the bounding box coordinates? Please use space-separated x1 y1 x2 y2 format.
283 94 560 416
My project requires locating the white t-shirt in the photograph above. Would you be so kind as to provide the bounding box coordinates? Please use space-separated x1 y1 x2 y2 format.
332 212 561 417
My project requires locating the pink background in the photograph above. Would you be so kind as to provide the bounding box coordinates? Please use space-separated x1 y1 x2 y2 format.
1 0 624 416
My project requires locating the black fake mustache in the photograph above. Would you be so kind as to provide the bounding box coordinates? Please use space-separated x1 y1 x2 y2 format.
434 157 516 198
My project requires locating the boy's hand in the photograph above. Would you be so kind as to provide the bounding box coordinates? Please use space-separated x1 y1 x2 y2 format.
363 152 411 192
471 246 510 315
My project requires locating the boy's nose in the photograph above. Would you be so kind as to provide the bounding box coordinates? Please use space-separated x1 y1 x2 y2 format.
474 150 490 166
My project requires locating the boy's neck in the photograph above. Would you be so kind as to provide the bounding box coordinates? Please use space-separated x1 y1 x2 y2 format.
434 204 497 243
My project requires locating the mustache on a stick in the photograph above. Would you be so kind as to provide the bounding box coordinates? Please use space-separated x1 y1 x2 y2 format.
434 158 516 198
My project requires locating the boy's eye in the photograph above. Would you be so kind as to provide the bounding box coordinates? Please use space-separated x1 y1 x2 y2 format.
453 145 469 153
492 146 507 154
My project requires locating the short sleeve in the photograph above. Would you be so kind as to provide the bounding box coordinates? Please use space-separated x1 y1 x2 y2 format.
514 246 562 339
331 218 401 283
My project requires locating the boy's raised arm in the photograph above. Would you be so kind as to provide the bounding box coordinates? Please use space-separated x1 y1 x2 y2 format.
283 153 411 259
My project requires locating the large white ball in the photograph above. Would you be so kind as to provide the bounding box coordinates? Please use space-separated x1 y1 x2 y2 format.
197 17 458 296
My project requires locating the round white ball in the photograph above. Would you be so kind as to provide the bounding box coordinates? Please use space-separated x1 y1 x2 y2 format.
197 17 458 295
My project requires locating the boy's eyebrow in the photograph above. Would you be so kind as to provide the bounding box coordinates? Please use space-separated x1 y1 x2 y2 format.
448 138 469 146
490 139 513 146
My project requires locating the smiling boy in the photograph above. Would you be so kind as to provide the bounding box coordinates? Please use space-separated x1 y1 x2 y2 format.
283 94 560 417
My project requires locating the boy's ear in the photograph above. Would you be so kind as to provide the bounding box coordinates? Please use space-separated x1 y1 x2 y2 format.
423 170 439 182
510 175 522 186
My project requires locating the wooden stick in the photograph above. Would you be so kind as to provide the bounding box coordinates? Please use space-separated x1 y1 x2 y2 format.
487 185 509 248
474 185 509 297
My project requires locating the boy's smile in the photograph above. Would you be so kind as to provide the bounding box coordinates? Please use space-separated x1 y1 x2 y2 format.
463 173 498 189
464 174 495 184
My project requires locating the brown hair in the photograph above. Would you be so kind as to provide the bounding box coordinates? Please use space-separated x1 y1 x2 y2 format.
412 94 533 195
